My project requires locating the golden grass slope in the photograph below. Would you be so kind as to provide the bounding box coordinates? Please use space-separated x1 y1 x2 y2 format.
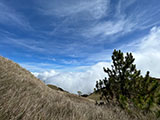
47 84 66 92
0 56 156 120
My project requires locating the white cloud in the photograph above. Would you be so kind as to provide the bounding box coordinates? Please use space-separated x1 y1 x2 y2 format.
34 62 111 94
133 27 160 77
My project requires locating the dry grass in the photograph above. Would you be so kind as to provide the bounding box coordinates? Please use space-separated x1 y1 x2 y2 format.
47 84 64 91
87 92 102 101
0 56 156 120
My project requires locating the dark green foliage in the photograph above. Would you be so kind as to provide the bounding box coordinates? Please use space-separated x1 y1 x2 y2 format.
96 50 141 101
95 49 160 118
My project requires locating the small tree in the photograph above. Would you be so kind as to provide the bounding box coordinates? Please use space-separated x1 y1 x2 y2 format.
77 91 82 97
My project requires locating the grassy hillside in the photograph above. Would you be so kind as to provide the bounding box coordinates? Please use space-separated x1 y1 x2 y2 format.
0 56 156 120
47 84 65 92
88 91 101 101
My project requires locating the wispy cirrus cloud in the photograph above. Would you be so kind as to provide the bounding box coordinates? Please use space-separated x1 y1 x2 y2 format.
82 19 132 38
37 0 160 40
36 0 111 37
2 0 160 66
83 0 160 39
0 1 32 30
0 36 47 54
20 62 65 72
38 0 110 20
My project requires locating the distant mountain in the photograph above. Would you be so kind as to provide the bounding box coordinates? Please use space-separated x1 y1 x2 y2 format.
0 56 155 120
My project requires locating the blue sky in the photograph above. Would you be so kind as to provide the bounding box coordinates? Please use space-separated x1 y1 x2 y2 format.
0 0 160 93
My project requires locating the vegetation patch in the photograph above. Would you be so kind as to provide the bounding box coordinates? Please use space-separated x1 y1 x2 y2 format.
95 50 160 118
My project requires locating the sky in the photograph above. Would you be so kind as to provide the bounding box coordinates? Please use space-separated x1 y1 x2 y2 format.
0 0 160 94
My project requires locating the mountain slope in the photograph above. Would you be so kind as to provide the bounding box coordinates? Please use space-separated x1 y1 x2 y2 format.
47 84 66 92
0 56 155 120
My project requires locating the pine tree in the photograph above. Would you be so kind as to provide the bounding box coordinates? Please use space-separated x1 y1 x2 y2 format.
96 50 141 101
95 49 160 118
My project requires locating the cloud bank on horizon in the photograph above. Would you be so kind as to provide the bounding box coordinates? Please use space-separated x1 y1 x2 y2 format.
0 0 160 93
